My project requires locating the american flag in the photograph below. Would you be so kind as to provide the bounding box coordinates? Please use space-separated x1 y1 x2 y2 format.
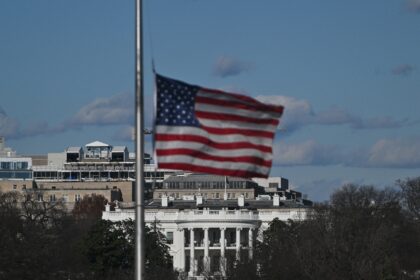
154 74 284 178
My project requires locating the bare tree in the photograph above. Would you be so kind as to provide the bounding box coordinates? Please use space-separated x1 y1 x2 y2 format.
229 184 419 280
398 177 420 220
72 194 108 221
0 191 71 280
20 190 67 228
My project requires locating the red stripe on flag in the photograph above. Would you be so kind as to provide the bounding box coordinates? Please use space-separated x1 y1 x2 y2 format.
195 96 284 116
156 148 272 167
157 162 268 178
195 111 280 125
155 134 272 153
155 74 284 178
199 125 276 138
200 88 284 114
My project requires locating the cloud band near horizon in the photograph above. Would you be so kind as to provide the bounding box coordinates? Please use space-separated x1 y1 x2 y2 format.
2 91 420 169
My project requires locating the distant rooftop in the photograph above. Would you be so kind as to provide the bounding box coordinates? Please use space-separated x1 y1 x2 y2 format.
66 147 82 153
86 141 110 147
112 146 127 153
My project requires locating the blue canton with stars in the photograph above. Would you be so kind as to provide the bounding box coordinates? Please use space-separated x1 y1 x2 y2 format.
156 75 201 127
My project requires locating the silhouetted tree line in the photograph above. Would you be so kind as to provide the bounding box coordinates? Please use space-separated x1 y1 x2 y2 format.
0 178 419 280
228 177 420 280
0 193 177 280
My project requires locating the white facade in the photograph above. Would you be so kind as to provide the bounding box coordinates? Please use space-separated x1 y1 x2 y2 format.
103 196 309 277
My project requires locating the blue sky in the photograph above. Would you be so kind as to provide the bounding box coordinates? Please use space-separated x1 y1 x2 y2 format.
1 0 420 201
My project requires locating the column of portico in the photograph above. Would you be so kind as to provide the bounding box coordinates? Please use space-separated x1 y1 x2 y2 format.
220 227 225 257
204 228 210 272
220 227 226 277
189 228 195 277
236 228 241 260
248 228 253 260
177 228 186 271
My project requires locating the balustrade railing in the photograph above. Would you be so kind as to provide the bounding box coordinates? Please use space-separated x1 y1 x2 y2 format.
103 208 306 222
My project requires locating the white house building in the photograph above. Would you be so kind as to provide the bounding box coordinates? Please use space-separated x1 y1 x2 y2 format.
103 194 311 278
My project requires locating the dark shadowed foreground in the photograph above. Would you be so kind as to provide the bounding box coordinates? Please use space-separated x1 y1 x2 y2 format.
228 178 420 280
0 194 176 280
0 179 419 280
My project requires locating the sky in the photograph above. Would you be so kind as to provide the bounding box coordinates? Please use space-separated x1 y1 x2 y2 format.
1 0 420 201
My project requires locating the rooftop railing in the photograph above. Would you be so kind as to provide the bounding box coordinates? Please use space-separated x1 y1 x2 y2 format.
102 206 307 223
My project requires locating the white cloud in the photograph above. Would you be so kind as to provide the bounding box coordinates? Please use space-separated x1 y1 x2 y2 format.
66 92 156 129
213 56 254 78
0 107 68 139
366 136 420 168
272 136 420 169
1 92 157 142
68 93 132 126
256 95 410 132
256 95 314 132
273 140 342 166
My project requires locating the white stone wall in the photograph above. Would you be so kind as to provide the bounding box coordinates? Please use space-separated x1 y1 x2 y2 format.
103 205 308 275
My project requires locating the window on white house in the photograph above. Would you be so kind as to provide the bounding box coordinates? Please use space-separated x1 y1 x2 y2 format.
166 232 174 244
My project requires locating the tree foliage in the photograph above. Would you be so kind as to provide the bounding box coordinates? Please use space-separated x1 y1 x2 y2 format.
0 191 177 280
145 221 176 279
82 220 134 279
0 191 71 280
228 183 420 280
72 194 107 221
1 179 419 280
81 219 177 280
397 177 420 273
398 177 420 220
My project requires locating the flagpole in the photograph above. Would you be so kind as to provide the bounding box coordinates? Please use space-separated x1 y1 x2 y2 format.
135 0 145 279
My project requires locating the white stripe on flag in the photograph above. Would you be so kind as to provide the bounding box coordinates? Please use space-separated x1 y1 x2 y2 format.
156 155 271 175
155 141 273 159
196 118 278 132
195 103 281 121
155 125 275 147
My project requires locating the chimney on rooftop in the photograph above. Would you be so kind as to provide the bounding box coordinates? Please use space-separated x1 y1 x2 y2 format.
162 195 168 207
273 194 280 206
238 195 244 207
196 195 203 205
